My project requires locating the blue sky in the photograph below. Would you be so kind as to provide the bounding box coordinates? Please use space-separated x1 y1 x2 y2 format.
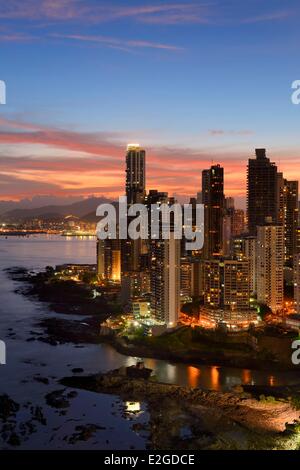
0 0 299 204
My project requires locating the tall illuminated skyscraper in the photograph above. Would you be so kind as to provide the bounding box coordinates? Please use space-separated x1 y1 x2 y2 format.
294 254 300 314
122 144 146 273
232 235 257 296
277 174 299 265
125 144 146 205
96 239 105 279
202 165 224 258
150 233 181 326
256 225 284 313
247 149 278 235
96 237 121 282
149 194 181 327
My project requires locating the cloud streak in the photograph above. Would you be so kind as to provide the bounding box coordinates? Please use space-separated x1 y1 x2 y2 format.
0 1 295 26
0 1 210 25
51 33 184 51
209 129 254 136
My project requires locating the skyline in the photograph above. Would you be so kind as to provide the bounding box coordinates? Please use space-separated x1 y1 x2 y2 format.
1 0 300 205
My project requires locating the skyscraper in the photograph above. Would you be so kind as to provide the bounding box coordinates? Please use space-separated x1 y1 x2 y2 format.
277 177 299 265
247 149 278 235
294 254 300 314
150 233 181 327
180 256 192 302
256 225 284 313
202 165 224 258
96 239 105 279
125 143 146 205
148 192 181 326
122 144 146 273
203 259 250 311
97 236 121 283
201 259 255 329
241 236 257 297
222 198 245 257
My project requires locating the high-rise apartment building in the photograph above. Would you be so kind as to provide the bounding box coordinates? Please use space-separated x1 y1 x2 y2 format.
150 232 181 327
232 235 257 296
180 257 192 302
96 239 105 279
256 225 284 312
97 236 121 282
125 144 146 205
202 165 224 258
202 259 255 328
247 149 278 235
203 259 250 311
294 254 300 314
122 144 146 273
277 174 299 265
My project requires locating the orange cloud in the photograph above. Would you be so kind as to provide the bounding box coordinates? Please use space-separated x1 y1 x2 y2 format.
0 117 299 206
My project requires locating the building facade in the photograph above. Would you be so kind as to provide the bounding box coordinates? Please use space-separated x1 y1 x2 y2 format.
256 225 284 313
202 165 224 258
150 233 181 326
247 149 278 235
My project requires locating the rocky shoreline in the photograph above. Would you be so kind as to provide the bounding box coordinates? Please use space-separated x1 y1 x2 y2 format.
5 267 110 345
60 368 300 449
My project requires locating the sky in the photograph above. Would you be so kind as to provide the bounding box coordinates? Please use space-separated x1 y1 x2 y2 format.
0 0 300 208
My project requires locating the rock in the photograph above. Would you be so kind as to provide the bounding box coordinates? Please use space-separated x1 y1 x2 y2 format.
67 424 105 444
34 376 49 385
71 368 84 374
232 385 244 394
45 390 70 409
32 406 47 425
0 395 20 421
7 432 21 446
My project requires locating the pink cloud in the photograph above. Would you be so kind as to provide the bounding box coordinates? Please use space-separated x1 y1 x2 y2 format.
0 1 295 29
209 129 254 136
0 1 210 25
0 117 299 205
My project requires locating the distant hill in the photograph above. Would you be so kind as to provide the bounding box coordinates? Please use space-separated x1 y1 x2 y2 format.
0 196 86 215
81 201 119 223
81 211 100 223
1 197 112 222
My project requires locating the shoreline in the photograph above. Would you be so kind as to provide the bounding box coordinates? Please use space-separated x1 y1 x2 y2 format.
7 266 300 373
59 368 300 449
